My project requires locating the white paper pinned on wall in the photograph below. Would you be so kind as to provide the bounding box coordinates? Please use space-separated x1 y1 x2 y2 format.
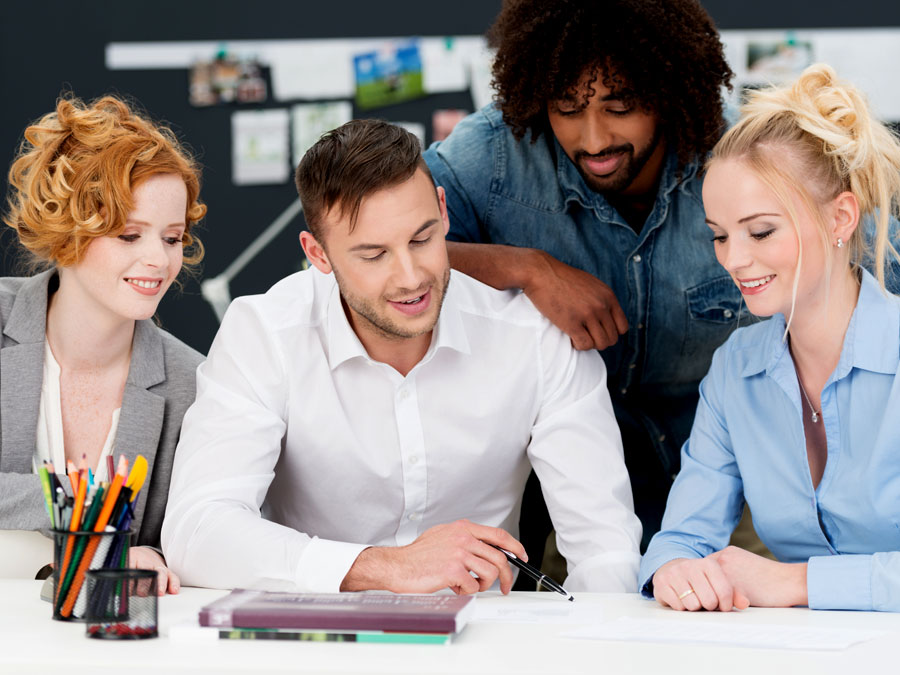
267 41 359 101
461 40 496 111
421 38 469 93
291 101 354 169
393 121 426 147
231 109 291 185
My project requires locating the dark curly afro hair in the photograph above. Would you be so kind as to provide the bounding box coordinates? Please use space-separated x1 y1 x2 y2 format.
488 0 733 170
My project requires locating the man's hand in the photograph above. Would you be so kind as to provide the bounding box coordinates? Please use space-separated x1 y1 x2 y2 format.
523 251 628 351
341 520 526 595
128 546 181 596
651 556 749 612
446 242 627 351
708 546 807 608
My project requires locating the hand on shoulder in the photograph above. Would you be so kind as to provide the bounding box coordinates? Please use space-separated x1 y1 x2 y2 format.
524 251 628 351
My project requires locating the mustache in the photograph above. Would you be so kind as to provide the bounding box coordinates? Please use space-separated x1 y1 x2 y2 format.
575 144 634 162
385 282 433 302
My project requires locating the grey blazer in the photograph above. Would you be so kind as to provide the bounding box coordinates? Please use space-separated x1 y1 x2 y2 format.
0 270 203 548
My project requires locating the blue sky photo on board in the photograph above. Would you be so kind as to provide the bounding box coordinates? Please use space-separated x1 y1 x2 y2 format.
354 40 425 109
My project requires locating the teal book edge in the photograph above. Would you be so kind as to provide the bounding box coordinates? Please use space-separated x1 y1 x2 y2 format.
169 621 452 645
220 628 451 644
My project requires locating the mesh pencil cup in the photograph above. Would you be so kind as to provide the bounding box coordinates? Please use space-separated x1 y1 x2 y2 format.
51 529 131 622
84 569 158 639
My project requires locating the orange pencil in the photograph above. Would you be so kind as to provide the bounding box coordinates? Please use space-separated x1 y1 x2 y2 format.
55 470 88 607
66 460 79 495
60 456 128 617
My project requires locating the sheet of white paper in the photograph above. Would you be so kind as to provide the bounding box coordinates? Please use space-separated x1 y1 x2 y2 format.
421 38 469 93
473 601 603 625
268 41 358 101
291 101 354 168
393 121 426 147
231 109 291 186
564 617 886 651
462 41 496 111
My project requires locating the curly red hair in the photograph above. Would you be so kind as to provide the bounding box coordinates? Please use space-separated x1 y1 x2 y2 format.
4 95 206 269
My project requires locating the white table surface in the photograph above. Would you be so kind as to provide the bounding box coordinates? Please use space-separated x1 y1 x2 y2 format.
3 579 900 674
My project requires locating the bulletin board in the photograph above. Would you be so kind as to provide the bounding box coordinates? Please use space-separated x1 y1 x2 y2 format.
1 0 898 352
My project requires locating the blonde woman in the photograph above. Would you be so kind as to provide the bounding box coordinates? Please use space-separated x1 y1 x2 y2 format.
640 64 900 612
0 95 206 593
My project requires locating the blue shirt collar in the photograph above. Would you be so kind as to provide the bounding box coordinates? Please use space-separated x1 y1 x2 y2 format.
325 271 470 372
741 268 900 378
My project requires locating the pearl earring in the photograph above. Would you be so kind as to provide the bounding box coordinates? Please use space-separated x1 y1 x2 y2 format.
836 238 844 248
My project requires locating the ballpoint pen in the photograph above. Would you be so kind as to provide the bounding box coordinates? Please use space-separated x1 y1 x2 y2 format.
490 544 575 601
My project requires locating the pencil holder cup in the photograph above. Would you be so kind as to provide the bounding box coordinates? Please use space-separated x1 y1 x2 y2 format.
84 569 158 639
50 529 131 622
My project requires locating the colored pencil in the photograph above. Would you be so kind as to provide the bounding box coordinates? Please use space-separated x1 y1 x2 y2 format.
60 456 128 617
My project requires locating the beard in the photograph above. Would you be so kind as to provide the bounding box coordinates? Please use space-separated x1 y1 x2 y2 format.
574 125 663 195
335 263 451 341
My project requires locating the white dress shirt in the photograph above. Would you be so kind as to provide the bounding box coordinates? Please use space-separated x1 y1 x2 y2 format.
162 268 641 593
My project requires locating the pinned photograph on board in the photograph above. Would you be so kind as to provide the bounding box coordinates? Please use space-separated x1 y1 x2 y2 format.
231 109 290 186
354 41 425 110
291 101 353 169
747 37 814 80
432 109 469 142
190 50 267 107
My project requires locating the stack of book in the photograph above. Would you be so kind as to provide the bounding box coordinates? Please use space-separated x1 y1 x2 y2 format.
173 589 476 645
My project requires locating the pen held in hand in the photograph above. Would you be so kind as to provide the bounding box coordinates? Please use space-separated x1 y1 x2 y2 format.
489 544 574 601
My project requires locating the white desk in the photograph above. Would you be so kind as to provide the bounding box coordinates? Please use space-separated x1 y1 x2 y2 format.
3 580 900 674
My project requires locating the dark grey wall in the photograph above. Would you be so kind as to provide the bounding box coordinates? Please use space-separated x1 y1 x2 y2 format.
2 1 898 353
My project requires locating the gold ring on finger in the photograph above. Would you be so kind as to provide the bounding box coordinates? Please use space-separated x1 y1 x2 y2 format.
677 588 695 600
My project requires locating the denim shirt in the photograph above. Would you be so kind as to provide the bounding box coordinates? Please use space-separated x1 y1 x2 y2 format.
639 269 900 611
424 104 747 474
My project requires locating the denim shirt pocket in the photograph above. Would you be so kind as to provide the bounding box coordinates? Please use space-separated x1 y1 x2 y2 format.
681 275 744 363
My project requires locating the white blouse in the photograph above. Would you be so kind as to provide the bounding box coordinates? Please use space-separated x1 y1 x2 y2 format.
32 340 120 480
0 342 121 579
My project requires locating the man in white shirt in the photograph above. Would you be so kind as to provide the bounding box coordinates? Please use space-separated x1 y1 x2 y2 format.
162 120 641 595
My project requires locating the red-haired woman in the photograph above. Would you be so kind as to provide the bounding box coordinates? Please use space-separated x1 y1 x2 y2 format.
0 95 207 594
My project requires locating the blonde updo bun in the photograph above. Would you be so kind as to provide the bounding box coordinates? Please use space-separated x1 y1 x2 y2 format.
4 95 207 269
711 63 900 291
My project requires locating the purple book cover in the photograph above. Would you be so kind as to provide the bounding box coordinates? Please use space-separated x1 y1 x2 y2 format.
199 590 475 633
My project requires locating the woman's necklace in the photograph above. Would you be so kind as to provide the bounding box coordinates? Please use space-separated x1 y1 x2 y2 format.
797 376 821 424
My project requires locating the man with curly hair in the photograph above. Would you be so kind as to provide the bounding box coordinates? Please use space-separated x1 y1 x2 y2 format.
423 0 740 550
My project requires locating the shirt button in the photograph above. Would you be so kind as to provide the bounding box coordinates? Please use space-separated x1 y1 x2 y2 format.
409 455 419 465
408 512 420 521
620 388 627 395
398 388 409 400
633 254 642 263
629 363 636 369
723 309 734 319
658 434 666 442
637 323 644 330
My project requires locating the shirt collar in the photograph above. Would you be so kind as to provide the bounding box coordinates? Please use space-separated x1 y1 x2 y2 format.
741 267 900 378
840 267 899 376
324 270 471 372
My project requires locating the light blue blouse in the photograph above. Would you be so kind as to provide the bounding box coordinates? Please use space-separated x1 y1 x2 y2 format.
640 268 900 611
